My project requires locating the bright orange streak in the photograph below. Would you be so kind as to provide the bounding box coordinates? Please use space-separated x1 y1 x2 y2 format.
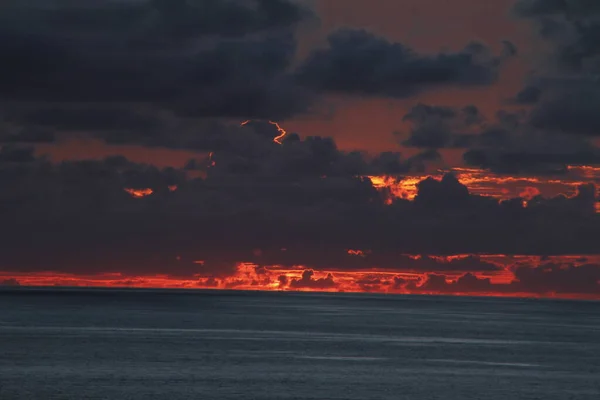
268 121 287 145
347 249 368 257
240 119 287 144
124 188 153 198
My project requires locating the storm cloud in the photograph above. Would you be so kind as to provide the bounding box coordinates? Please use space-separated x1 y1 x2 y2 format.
398 102 600 173
0 0 313 121
1 121 599 280
296 29 512 98
513 0 600 138
412 262 600 297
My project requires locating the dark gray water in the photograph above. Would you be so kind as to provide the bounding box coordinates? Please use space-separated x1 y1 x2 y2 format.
1 289 599 399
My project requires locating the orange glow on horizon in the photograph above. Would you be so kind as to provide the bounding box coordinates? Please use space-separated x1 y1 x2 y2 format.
3 255 600 300
2 270 596 300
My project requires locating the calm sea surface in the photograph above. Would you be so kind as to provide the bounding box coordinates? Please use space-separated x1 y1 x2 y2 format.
1 288 599 399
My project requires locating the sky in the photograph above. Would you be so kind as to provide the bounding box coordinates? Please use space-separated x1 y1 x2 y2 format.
1 0 600 299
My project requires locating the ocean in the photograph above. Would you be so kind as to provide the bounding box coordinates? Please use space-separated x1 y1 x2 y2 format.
1 288 599 399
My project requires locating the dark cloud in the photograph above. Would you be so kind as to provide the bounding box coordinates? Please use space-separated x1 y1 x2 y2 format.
201 122 429 179
398 101 600 173
3 129 55 144
409 262 600 296
407 272 495 294
1 126 599 279
0 146 37 163
514 0 600 138
0 156 202 278
391 276 408 290
461 113 600 173
0 278 20 287
0 0 313 121
296 29 511 98
0 127 414 277
501 40 519 57
1 0 310 38
463 149 600 174
513 0 600 18
0 28 598 284
289 270 337 290
414 174 472 208
470 112 600 172
277 274 289 287
400 104 482 148
0 115 56 144
529 84 600 136
514 1 600 73
514 85 542 104
10 107 165 134
0 2 518 150
512 262 600 295
1 1 598 299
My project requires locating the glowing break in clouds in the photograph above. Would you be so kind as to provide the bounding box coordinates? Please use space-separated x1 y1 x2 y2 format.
124 188 153 198
368 166 600 209
124 186 177 198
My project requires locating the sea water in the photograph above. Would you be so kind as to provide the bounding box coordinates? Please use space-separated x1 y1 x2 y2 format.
1 289 599 399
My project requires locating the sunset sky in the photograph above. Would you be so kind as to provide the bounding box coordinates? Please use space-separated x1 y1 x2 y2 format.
1 0 600 298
